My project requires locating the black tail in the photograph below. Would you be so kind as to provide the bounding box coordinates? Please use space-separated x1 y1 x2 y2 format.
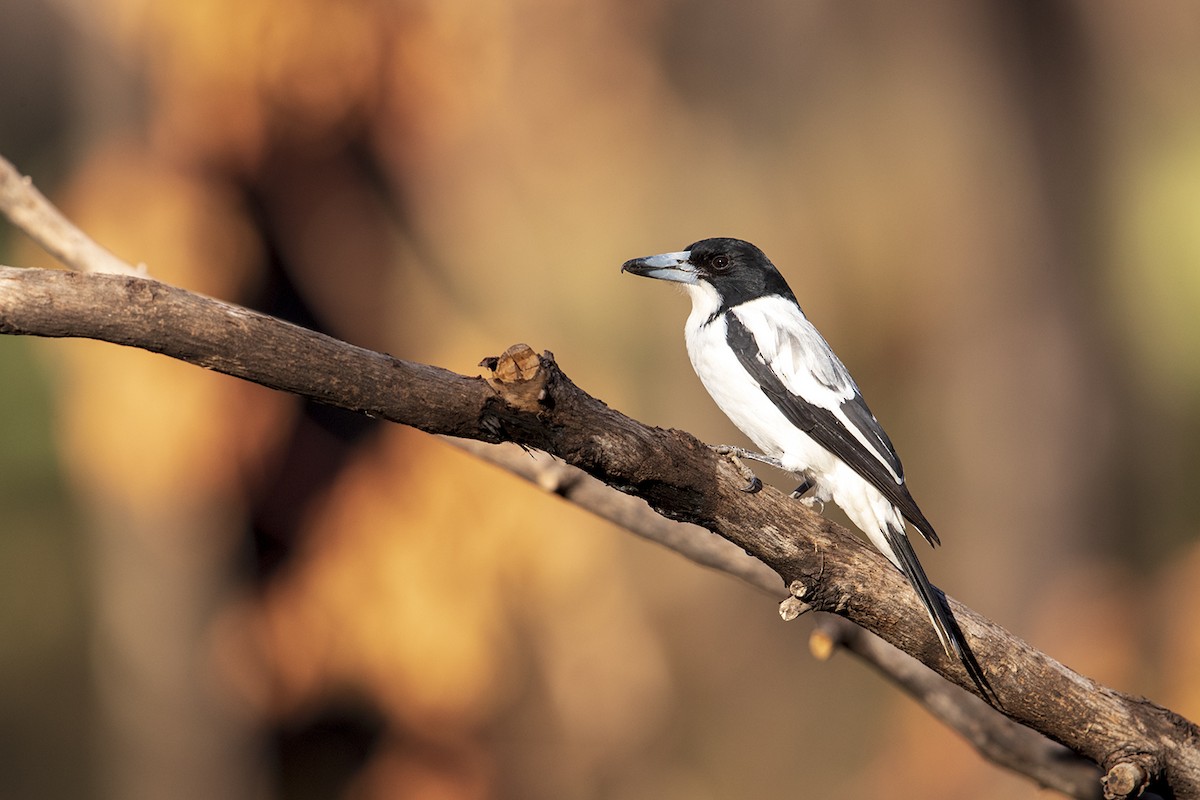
881 523 998 706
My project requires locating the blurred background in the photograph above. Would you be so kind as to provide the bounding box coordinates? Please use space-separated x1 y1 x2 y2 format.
2 1 1200 798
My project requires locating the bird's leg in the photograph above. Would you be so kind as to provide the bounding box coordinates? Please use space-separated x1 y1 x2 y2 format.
789 478 814 500
788 477 824 511
711 445 784 469
710 445 782 493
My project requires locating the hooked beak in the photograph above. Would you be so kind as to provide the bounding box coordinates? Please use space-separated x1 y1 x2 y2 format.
620 250 697 284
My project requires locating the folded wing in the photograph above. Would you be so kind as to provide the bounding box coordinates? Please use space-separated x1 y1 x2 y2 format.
725 301 940 546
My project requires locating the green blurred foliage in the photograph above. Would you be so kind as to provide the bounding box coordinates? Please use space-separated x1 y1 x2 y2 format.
0 337 89 799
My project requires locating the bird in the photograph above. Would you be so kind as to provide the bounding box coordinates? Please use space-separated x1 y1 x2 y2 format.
622 237 992 700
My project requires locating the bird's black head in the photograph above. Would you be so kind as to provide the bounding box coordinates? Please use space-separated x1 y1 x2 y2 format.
622 237 796 308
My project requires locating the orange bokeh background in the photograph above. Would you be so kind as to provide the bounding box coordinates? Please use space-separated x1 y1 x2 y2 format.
3 2 1200 798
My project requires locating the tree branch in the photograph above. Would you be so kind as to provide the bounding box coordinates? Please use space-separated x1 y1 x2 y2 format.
445 437 786 593
0 155 140 277
447 438 1106 798
1 155 1197 799
1 266 1196 797
810 615 1104 797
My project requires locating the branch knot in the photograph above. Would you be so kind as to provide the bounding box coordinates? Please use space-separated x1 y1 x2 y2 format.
480 343 554 412
1102 754 1154 800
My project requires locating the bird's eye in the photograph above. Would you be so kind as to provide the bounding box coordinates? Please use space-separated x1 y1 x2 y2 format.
711 255 730 271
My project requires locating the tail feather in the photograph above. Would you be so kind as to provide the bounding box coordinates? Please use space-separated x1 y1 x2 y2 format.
881 523 998 706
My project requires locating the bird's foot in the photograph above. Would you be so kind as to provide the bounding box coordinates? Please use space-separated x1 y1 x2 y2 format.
711 444 779 493
798 496 825 513
787 478 825 512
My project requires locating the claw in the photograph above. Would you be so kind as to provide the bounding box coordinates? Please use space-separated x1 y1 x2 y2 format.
711 444 766 493
741 475 763 494
799 496 825 513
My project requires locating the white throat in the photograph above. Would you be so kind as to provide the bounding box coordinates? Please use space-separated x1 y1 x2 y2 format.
682 281 724 333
